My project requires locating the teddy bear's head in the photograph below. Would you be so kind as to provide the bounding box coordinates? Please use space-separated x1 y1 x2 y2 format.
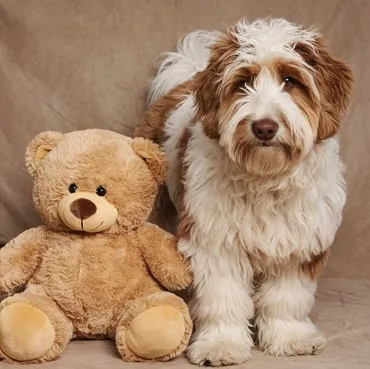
25 129 166 233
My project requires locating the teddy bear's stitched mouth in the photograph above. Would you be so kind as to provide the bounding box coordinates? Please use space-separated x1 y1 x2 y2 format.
62 211 105 233
86 221 104 232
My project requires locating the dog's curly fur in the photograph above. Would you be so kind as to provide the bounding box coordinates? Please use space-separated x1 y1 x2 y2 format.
135 18 354 366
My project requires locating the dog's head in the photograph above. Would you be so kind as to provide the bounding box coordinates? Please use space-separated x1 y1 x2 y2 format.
192 18 354 176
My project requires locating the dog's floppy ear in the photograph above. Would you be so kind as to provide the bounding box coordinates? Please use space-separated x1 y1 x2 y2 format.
25 131 62 177
192 31 238 139
131 137 167 184
295 37 354 140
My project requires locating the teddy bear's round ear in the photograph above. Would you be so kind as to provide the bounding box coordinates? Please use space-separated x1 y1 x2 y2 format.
131 137 167 185
25 131 62 176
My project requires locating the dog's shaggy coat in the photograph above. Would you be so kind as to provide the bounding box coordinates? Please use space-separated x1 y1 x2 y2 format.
135 18 354 366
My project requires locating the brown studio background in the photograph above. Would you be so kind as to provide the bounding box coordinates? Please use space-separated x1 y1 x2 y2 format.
0 1 369 368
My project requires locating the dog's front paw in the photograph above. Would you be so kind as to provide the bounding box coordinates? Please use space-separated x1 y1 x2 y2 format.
259 320 327 356
265 332 327 356
186 340 251 366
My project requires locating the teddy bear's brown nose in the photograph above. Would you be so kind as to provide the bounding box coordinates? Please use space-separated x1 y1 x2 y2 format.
70 198 97 220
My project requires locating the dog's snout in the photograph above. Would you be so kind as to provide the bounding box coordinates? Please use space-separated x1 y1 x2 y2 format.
252 119 278 141
70 198 97 220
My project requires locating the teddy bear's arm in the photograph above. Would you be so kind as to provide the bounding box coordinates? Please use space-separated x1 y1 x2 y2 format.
0 227 44 293
140 223 193 291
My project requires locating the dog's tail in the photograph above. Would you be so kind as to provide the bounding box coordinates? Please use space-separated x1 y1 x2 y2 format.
147 30 222 106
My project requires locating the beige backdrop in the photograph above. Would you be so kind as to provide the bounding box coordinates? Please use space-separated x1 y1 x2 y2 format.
0 1 369 368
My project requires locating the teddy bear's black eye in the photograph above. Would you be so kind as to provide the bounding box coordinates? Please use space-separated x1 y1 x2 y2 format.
96 185 107 197
68 183 78 193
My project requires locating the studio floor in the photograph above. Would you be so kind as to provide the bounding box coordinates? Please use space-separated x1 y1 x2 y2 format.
3 278 369 369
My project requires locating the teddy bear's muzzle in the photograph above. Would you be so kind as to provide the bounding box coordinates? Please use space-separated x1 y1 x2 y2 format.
57 192 118 233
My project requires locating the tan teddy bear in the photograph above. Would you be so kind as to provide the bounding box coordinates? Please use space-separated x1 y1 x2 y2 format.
0 129 193 364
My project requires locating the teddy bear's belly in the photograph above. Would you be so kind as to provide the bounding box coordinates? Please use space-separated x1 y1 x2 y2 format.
33 239 161 336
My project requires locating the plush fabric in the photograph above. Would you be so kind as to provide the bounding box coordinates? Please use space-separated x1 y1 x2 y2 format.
0 0 369 367
0 129 192 363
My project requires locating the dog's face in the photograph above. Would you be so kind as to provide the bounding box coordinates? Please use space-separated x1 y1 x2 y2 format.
192 19 353 176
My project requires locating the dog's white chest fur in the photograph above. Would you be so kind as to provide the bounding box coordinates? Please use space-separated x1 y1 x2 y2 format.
168 122 346 262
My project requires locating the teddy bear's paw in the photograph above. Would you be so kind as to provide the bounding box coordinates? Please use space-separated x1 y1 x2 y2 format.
125 305 185 360
0 302 55 361
166 267 193 291
186 340 252 366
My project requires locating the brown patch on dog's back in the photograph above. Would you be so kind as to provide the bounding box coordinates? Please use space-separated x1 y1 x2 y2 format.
176 126 195 240
134 83 191 229
134 82 191 143
176 126 192 182
178 211 195 241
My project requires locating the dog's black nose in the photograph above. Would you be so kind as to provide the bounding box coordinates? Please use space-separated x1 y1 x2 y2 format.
70 198 97 220
252 119 278 141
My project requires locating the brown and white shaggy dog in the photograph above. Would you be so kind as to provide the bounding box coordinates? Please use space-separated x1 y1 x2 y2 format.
135 18 353 366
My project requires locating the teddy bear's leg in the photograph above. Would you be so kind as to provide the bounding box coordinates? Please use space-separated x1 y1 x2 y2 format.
114 291 192 362
0 285 73 363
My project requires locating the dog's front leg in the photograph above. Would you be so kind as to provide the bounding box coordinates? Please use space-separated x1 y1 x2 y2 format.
178 237 254 366
254 263 327 356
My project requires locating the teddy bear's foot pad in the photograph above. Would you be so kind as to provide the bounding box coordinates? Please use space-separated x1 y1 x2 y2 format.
0 302 55 361
126 305 185 359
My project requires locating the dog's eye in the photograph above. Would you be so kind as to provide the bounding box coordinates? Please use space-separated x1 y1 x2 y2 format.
237 76 254 91
96 185 107 197
283 76 298 88
68 183 78 193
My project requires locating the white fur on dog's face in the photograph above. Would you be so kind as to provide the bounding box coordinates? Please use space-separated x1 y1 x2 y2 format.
193 19 353 176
